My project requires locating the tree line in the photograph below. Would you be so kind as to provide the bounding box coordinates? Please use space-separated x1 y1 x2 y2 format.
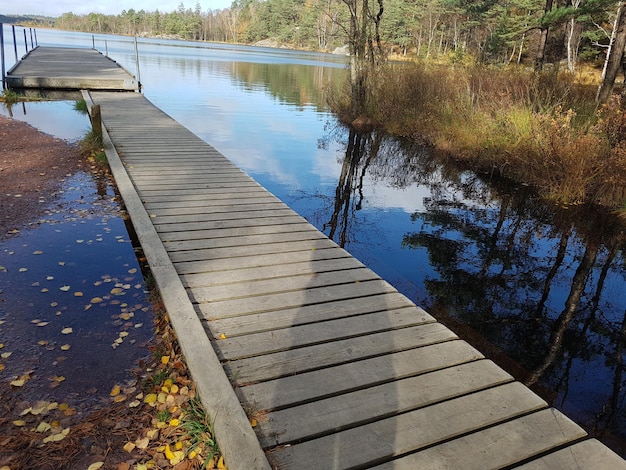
51 1 626 71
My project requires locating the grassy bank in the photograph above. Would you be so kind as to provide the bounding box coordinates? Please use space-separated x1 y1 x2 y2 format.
332 63 626 208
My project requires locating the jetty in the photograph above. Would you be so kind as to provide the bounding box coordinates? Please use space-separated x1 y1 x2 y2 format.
6 45 626 469
4 46 138 91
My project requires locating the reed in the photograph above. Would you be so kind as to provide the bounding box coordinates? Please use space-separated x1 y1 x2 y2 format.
335 62 626 207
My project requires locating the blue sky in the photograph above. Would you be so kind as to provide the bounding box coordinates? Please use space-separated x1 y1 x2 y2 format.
1 0 233 17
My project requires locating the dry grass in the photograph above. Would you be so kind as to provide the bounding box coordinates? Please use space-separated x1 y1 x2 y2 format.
333 62 626 208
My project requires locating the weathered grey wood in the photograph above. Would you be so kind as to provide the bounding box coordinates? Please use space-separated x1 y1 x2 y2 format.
369 408 587 470
7 47 138 90
176 246 351 275
257 360 513 448
197 280 409 319
156 215 309 235
148 202 289 218
189 268 381 303
225 322 457 384
239 340 484 411
163 230 328 252
182 257 366 288
267 382 548 468
216 308 435 360
159 222 316 242
207 294 418 336
517 439 626 469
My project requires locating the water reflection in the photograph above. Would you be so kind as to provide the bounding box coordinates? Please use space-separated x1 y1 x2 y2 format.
321 126 626 454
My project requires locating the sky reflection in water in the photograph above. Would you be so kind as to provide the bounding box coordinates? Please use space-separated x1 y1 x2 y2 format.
0 101 152 409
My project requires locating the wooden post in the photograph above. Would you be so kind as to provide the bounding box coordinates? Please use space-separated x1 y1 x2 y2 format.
23 29 27 52
29 28 33 49
33 29 37 47
91 104 102 140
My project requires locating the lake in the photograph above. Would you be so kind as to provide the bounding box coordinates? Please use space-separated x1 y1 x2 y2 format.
4 26 626 456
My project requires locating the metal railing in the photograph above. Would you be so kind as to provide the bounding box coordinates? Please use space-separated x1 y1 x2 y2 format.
0 23 38 89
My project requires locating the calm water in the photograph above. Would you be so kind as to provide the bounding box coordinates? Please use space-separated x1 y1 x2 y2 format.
5 27 626 455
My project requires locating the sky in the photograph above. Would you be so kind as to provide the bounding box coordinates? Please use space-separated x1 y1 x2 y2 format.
0 0 233 17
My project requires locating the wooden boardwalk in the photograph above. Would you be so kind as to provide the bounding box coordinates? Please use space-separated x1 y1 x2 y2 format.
83 90 626 469
5 46 138 90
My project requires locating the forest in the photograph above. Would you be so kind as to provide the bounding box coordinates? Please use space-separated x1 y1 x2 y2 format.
51 0 621 70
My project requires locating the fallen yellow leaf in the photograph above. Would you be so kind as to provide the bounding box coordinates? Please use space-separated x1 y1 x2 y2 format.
36 421 52 433
42 427 70 443
135 437 150 449
144 393 157 404
31 401 50 415
218 456 226 469
12 420 26 427
110 385 121 397
123 442 136 453
61 327 73 334
60 344 71 351
10 379 26 387
87 463 104 470
60 286 70 292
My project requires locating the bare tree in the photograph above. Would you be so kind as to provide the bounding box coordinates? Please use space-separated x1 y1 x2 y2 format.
597 1 626 104
341 0 384 114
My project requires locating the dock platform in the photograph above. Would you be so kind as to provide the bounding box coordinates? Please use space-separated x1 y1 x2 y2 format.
5 46 138 91
82 90 626 469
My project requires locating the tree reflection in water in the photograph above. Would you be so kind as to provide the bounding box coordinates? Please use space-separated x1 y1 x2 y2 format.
323 124 626 456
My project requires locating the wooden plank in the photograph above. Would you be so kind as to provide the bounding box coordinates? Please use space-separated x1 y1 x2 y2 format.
239 340 484 411
266 382 548 469
256 360 513 448
177 248 351 275
370 408 587 470
196 279 400 319
225 322 457 384
153 208 298 226
171 238 340 263
156 215 308 235
146 197 279 211
207 293 418 336
147 202 289 218
216 307 435 360
517 439 626 469
163 230 328 252
189 268 380 303
182 257 365 288
160 222 314 241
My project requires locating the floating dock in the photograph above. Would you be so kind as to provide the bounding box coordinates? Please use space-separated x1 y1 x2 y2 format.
5 46 138 91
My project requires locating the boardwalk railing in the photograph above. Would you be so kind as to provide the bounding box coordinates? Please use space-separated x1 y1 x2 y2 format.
0 23 38 89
